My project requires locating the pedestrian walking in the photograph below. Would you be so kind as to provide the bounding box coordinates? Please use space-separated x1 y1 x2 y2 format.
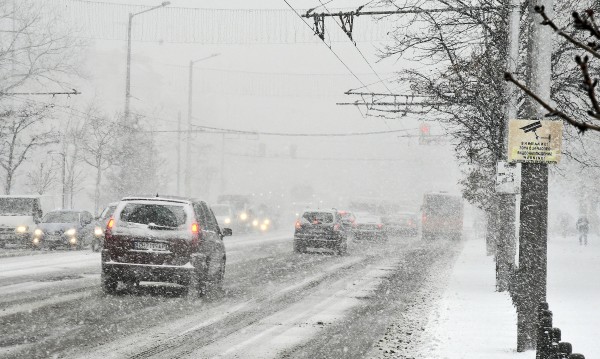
576 216 589 246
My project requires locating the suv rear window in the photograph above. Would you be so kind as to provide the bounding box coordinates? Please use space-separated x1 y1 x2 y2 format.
302 212 334 224
120 203 187 227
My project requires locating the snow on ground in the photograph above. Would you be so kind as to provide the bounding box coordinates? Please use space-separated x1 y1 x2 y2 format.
413 232 598 359
547 233 600 357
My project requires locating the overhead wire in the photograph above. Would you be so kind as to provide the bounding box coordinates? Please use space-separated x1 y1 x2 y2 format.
151 123 420 137
282 0 369 90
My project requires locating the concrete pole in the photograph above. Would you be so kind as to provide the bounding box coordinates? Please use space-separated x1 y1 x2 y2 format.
185 61 193 197
124 13 133 122
517 0 553 352
176 111 181 195
496 0 521 293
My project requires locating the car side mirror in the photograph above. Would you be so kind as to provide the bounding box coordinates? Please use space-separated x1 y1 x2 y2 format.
222 228 233 237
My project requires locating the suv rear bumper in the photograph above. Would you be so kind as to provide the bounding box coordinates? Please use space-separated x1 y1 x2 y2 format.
294 234 344 249
101 250 206 285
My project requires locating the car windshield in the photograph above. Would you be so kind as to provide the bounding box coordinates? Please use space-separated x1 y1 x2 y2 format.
120 203 187 227
302 212 334 223
0 198 36 216
42 212 80 223
212 205 230 216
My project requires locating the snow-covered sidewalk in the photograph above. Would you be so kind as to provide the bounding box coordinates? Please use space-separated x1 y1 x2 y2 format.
416 232 599 359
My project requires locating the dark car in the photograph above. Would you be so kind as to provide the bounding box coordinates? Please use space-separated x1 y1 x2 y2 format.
101 196 231 296
338 210 356 235
353 213 387 241
382 212 419 237
32 210 95 250
293 209 348 255
91 202 118 252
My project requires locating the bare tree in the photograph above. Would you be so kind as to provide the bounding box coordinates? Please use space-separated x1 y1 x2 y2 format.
0 0 82 94
81 109 119 214
26 161 56 195
0 103 57 194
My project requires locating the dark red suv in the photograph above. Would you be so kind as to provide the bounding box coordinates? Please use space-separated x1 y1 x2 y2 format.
101 196 231 296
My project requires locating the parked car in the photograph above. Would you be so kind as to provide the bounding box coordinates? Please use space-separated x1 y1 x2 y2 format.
382 211 419 237
0 195 43 248
293 209 348 255
91 202 118 252
32 210 95 250
101 196 232 296
353 213 387 241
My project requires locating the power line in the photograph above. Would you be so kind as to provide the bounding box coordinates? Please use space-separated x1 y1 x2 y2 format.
316 0 394 94
150 123 420 137
282 0 368 89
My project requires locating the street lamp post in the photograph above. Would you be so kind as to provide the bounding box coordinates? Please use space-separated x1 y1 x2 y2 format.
48 151 66 209
184 53 220 197
124 1 170 122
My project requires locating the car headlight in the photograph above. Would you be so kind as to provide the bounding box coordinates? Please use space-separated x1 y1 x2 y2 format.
263 219 270 225
65 228 77 236
94 227 104 236
240 212 248 221
252 219 259 227
224 217 231 224
260 223 268 231
34 229 43 237
16 225 28 233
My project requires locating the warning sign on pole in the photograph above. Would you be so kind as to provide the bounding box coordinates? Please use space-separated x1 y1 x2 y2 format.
508 119 562 164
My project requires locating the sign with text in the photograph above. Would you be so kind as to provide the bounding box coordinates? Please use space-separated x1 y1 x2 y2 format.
508 119 562 164
496 161 520 194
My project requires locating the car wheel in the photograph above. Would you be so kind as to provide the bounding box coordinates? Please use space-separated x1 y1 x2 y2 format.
91 239 101 252
337 241 348 256
293 240 304 253
101 271 118 295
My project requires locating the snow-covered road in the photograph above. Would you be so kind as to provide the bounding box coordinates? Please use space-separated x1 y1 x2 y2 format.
0 230 460 359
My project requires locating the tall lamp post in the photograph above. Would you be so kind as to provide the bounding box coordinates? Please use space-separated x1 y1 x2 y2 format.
184 53 220 197
124 1 170 121
48 151 66 209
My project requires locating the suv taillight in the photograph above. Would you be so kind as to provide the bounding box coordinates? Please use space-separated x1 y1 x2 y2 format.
333 223 341 231
295 220 302 230
105 217 115 240
377 223 383 229
191 222 200 246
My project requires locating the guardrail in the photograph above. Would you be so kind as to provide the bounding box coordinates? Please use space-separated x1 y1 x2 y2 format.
537 302 585 359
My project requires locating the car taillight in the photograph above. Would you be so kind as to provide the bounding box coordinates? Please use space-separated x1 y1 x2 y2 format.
105 217 115 238
295 220 302 230
191 222 200 246
333 223 341 231
422 214 427 223
408 219 414 226
377 223 383 229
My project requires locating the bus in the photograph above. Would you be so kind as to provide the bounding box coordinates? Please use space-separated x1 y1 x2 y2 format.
421 192 463 240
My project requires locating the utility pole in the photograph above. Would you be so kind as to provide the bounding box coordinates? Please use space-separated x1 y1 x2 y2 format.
124 1 170 122
177 111 181 195
184 53 220 197
185 60 193 197
496 0 522 292
516 0 553 352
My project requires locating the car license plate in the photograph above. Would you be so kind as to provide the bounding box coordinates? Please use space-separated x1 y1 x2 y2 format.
134 242 168 251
